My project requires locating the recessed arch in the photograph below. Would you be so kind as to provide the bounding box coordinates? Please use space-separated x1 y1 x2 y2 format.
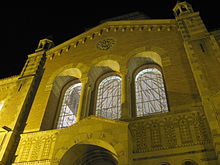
134 65 169 116
127 46 167 59
51 116 128 165
88 67 122 118
46 63 86 92
133 51 162 67
96 60 120 72
52 67 82 94
57 82 82 129
127 51 169 118
127 51 163 79
46 64 84 99
41 65 84 130
48 67 82 88
88 66 113 85
88 58 120 86
59 143 118 165
77 139 118 156
57 68 82 78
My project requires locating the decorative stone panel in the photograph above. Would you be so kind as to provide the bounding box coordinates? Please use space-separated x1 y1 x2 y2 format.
129 110 211 153
13 130 58 164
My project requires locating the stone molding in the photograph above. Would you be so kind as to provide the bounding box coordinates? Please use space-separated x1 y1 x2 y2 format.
13 130 58 164
46 20 177 60
129 110 211 153
0 76 19 86
12 111 211 164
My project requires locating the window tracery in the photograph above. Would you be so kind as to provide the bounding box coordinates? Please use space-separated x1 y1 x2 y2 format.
57 83 82 128
135 67 168 117
96 75 122 119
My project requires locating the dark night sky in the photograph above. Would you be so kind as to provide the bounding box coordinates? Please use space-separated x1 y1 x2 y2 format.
0 1 219 79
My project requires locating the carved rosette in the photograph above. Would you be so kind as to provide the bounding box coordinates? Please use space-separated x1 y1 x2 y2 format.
96 38 116 50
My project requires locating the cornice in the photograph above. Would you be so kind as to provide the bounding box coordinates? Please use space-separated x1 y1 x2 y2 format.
45 19 177 60
0 75 19 86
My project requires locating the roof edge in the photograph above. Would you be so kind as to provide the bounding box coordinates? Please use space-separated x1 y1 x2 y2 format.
46 19 176 55
0 75 19 85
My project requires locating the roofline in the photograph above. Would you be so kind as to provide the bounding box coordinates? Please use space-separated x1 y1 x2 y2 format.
106 19 175 25
46 19 176 55
0 75 19 85
209 29 220 35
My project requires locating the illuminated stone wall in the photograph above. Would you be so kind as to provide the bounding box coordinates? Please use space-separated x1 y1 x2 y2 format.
0 1 220 165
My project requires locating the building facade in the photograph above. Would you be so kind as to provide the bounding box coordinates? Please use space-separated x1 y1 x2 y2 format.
0 2 220 165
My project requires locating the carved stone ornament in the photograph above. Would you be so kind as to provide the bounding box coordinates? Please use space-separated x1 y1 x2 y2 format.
96 38 116 50
129 111 211 153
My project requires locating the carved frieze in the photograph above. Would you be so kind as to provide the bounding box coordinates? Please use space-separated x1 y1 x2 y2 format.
179 118 193 144
150 122 161 148
14 130 58 163
163 119 177 147
130 110 211 153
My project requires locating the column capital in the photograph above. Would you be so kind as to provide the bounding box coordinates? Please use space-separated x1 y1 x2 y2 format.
80 75 88 84
120 67 129 75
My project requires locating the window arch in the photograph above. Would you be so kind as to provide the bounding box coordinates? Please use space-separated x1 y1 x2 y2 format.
57 82 82 128
96 75 122 119
135 66 168 117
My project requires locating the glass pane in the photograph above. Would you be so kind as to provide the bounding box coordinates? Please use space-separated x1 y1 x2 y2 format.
96 76 121 119
0 100 4 111
57 83 82 128
135 68 168 117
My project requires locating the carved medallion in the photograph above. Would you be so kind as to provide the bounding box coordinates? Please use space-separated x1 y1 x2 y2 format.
96 38 116 50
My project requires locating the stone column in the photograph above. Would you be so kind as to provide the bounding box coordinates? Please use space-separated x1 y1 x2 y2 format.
120 68 130 120
76 77 88 123
82 85 91 119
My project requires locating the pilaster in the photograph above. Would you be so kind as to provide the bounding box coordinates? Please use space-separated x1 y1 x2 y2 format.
120 67 131 120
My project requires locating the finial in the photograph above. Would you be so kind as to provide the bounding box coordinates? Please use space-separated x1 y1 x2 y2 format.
173 0 194 17
35 37 55 52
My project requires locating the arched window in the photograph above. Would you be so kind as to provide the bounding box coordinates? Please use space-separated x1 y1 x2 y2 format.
96 75 122 119
57 83 82 128
135 67 168 117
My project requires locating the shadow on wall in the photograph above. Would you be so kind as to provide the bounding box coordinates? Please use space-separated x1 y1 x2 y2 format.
59 144 118 165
